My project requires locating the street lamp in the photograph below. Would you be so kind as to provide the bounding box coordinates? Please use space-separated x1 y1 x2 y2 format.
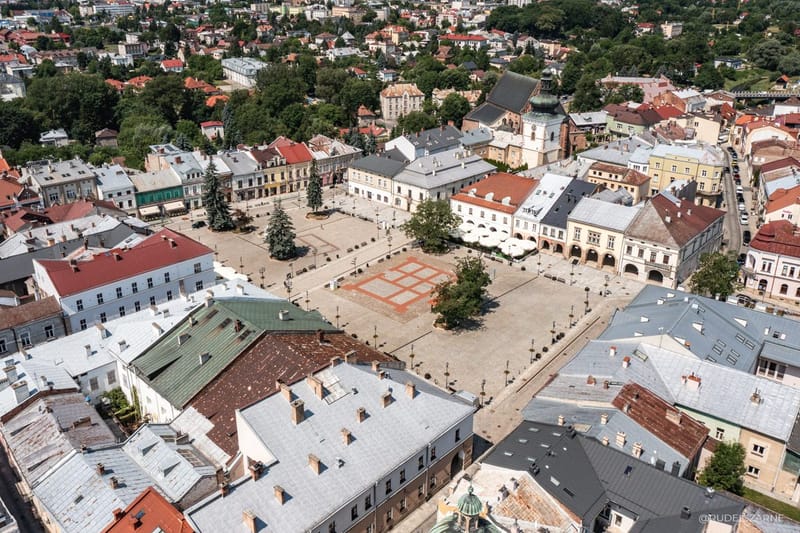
392 211 396 228
289 262 294 278
409 344 415 372
480 378 486 407
335 305 340 329
570 262 575 286
584 286 590 314
284 276 292 299
569 305 574 328
305 290 310 311
529 338 535 364
504 360 510 386
551 321 557 344
444 361 450 388
239 256 244 272
373 324 378 348
352 256 357 276
604 275 610 297
388 234 393 256
259 266 266 288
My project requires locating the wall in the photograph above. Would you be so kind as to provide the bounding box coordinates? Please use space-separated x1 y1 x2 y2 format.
739 426 794 500
0 313 68 356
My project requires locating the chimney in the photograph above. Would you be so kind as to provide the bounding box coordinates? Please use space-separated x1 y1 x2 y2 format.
205 295 214 308
277 380 292 401
152 322 163 335
96 463 105 475
3 365 17 384
109 476 119 489
632 442 643 458
168 238 176 248
405 381 416 399
243 510 256 533
178 333 191 346
342 428 352 445
343 350 357 363
671 461 681 476
603 380 609 389
665 215 671 224
600 413 608 425
615 431 626 447
371 361 381 373
113 251 121 261
750 389 762 404
557 415 565 426
622 356 631 368
234 319 243 333
381 391 393 408
609 346 617 357
586 375 596 385
274 486 286 505
602 435 610 446
666 409 682 425
117 340 128 352
235 284 244 295
84 344 92 358
330 356 341 367
198 352 211 365
249 461 263 481
150 304 159 316
308 454 321 474
219 482 229 497
291 399 305 424
681 507 691 520
316 329 325 344
112 508 125 520
377 370 386 380
278 309 289 321
356 407 366 423
685 373 701 390
47 237 55 247
306 375 324 399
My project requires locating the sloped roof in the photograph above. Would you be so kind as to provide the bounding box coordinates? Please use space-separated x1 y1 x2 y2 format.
568 197 639 232
35 229 212 297
380 82 423 98
451 172 538 214
750 219 800 258
0 296 61 329
131 298 337 408
764 184 800 214
484 71 538 114
625 194 724 248
102 486 194 533
275 141 313 165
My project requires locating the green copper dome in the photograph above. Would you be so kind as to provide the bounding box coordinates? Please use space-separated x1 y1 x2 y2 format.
457 486 483 517
529 69 559 114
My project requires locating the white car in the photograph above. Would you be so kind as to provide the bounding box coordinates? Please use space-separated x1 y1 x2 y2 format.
738 202 746 212
740 212 749 225
736 185 744 195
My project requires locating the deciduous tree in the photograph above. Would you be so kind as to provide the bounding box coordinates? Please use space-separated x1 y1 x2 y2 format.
689 252 740 300
431 256 492 329
400 199 460 254
698 442 746 495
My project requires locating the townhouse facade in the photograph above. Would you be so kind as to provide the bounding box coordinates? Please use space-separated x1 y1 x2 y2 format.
23 158 98 207
647 143 726 206
380 83 424 121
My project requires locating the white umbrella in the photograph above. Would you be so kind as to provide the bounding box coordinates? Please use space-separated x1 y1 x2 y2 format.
462 231 480 243
518 239 538 252
480 233 503 248
458 221 474 233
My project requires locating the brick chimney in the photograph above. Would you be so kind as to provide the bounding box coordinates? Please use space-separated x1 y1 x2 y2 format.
632 442 643 458
381 391 393 408
109 476 119 489
291 399 305 424
243 510 256 533
308 454 321 474
405 381 416 398
306 375 324 399
249 461 263 481
371 361 380 372
96 463 105 475
274 486 286 505
356 407 366 423
557 415 565 426
112 508 124 520
341 428 352 445
276 379 292 401
219 482 230 497
600 413 608 425
615 431 626 447
377 370 386 380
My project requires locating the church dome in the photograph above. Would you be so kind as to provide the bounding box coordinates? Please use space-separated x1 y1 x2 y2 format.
457 486 484 517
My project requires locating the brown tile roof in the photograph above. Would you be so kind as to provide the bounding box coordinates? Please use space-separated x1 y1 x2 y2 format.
450 172 538 214
765 184 800 214
611 383 708 460
380 83 423 98
760 157 800 176
588 163 649 186
625 194 725 248
750 219 800 258
102 487 193 533
0 296 62 330
189 331 396 456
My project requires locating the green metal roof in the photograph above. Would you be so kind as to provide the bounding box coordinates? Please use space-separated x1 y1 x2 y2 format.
132 298 337 408
457 486 483 517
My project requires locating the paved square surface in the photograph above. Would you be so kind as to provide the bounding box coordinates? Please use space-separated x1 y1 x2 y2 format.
342 258 452 314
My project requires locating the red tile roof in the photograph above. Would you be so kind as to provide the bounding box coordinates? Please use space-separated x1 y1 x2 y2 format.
0 296 62 330
653 105 683 120
200 120 223 128
0 178 23 209
102 487 193 533
206 94 229 107
451 172 538 214
750 219 800 258
442 33 487 41
36 228 212 297
611 383 708 460
270 138 313 164
161 59 183 69
190 332 396 457
765 184 800 214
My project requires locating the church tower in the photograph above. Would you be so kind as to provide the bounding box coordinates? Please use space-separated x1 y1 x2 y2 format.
522 69 566 166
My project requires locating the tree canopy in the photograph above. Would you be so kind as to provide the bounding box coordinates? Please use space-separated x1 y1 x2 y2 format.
432 257 492 329
265 200 297 260
306 161 323 213
698 442 746 495
203 161 235 231
689 252 740 300
401 199 461 254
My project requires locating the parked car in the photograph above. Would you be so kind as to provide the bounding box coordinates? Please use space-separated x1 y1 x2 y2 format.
737 253 746 266
191 220 206 229
736 193 745 203
736 185 744 195
740 212 749 225
738 202 746 212
743 230 751 244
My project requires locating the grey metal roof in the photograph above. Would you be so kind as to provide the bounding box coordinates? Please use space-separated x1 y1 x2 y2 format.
219 151 259 178
348 148 408 177
95 164 133 192
485 71 538 113
515 173 575 223
464 102 506 126
523 398 691 475
0 215 122 259
484 421 743 533
394 148 496 190
568 197 639 232
0 357 76 417
539 180 596 229
185 363 474 533
129 169 182 192
391 125 463 151
577 136 655 167
459 127 494 147
25 158 96 187
569 111 608 127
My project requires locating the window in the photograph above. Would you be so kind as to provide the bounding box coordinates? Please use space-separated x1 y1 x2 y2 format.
20 332 31 347
164 272 170 283
328 522 336 533
780 284 789 295
364 495 372 510
166 290 173 301
663 255 670 265
386 509 393 522
116 287 123 299
0 339 6 353
418 456 424 470
684 167 690 174
100 312 107 323
96 293 104 305
350 505 358 520
758 360 786 380
134 301 141 312
400 469 406 483
366 525 374 533
671 165 677 172
455 428 461 442
107 370 117 385
79 319 87 331
491 213 496 222
400 497 407 512
147 277 154 289
626 245 633 254
119 306 126 317
195 281 204 291
430 475 437 488
418 485 424 498
747 465 760 478
44 325 54 339
715 427 725 440
587 231 600 245
752 444 765 457
430 446 437 461
76 299 84 311
607 236 615 249
615 515 623 527
573 227 581 240
149 296 156 306
701 169 708 177
89 377 99 391
194 262 202 274
131 282 138 294
385 479 392 494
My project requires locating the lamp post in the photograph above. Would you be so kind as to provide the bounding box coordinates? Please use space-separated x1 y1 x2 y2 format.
214 244 218 261
352 256 357 276
239 256 244 272
288 262 294 278
259 266 265 288
569 305 575 328
570 262 575 286
305 290 310 311
392 210 396 228
388 234 393 256
480 378 486 407
537 252 542 274
284 276 292 300
584 286 590 314
373 324 378 348
311 246 317 269
409 344 415 372
529 338 535 364
551 321 557 344
604 275 610 297
335 305 340 329
444 361 450 389
504 360 510 386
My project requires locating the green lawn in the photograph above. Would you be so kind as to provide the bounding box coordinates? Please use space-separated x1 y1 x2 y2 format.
742 487 800 522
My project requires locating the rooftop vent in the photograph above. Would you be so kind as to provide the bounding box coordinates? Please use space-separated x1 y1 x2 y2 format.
291 399 305 424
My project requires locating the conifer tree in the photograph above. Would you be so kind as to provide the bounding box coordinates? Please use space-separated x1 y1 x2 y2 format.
265 199 297 260
202 161 234 231
306 161 323 213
